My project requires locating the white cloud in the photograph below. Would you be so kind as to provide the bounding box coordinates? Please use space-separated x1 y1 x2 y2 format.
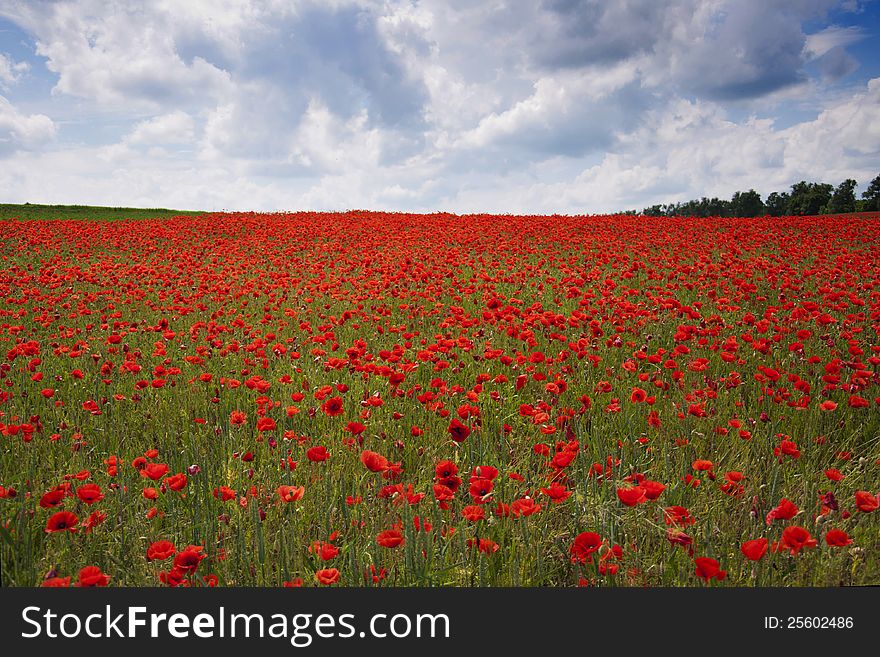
804 25 865 59
0 95 56 156
0 53 29 88
127 110 195 145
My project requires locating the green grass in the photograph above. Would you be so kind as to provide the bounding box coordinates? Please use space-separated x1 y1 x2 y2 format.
0 203 204 222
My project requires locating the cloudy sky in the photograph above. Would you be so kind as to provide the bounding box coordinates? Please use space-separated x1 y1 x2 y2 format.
0 0 878 213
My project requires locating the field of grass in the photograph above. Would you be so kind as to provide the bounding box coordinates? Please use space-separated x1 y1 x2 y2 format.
0 203 203 222
0 210 877 587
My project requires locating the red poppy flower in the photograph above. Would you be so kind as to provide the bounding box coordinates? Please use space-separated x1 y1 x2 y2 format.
765 498 799 524
641 480 666 500
854 490 878 513
664 506 695 527
779 526 818 555
694 557 726 582
740 538 769 561
321 396 344 416
74 483 103 505
824 468 843 481
376 529 405 548
448 418 471 443
467 538 499 554
39 488 66 508
142 463 169 481
469 478 494 504
277 485 305 503
310 541 340 561
462 505 485 521
147 540 176 561
616 485 647 507
45 510 79 533
510 497 542 517
315 568 341 585
256 417 276 432
306 446 330 462
540 482 572 503
41 577 71 587
360 450 390 472
213 486 237 501
165 473 187 492
173 546 206 574
76 566 110 587
824 529 852 547
570 532 602 564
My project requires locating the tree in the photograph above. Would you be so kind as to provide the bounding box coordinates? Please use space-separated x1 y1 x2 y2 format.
787 181 833 216
825 179 857 214
765 191 789 216
730 189 764 217
862 173 880 211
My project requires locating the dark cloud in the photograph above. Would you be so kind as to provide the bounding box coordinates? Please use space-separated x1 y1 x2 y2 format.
238 5 427 130
816 46 860 80
531 0 665 69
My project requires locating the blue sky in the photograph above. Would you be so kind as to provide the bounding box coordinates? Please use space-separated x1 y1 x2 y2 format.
0 0 878 213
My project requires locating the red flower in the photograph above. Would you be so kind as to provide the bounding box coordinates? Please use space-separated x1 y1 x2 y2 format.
41 577 71 587
277 485 305 503
462 505 485 521
616 485 646 507
510 497 542 517
854 490 878 513
360 450 390 472
142 463 169 480
824 529 852 547
448 418 471 443
765 498 799 524
256 417 276 432
664 506 695 527
306 446 330 462
540 482 572 503
147 540 176 561
376 529 405 548
315 568 341 585
76 566 110 587
468 478 494 504
39 488 67 508
321 396 344 417
45 511 79 533
779 526 818 555
694 557 726 582
570 532 602 564
165 473 187 492
824 468 843 482
173 546 206 574
641 480 666 500
740 538 768 561
310 541 340 561
346 422 366 434
467 538 499 554
213 486 237 501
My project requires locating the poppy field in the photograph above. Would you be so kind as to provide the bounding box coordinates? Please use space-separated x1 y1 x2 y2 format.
0 211 878 588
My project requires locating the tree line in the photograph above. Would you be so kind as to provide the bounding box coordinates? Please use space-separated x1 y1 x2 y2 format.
630 173 880 217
